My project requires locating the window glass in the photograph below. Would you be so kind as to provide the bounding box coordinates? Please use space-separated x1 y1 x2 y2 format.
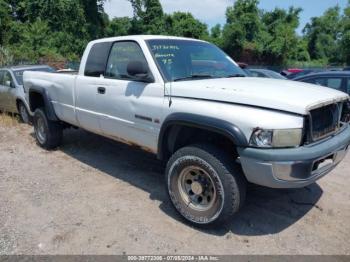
147 39 245 81
347 78 350 94
250 71 266 78
305 77 343 90
303 78 316 84
326 78 343 90
313 78 327 86
3 72 13 87
105 41 148 80
85 42 113 77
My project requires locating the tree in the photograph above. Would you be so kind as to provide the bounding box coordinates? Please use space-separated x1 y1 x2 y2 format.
106 17 133 37
165 12 209 39
80 0 108 38
303 6 342 63
0 45 13 66
0 0 12 45
222 0 262 61
260 7 304 65
340 1 350 64
129 0 166 34
210 24 223 47
225 0 262 42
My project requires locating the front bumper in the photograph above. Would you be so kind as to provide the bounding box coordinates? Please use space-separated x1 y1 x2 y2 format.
238 124 350 188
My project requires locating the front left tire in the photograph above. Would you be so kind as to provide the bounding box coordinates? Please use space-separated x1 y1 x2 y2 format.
166 144 246 225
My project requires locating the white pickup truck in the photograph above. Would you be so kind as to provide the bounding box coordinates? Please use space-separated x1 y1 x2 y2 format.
24 35 350 225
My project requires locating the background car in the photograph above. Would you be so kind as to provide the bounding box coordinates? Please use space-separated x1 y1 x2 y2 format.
294 71 350 94
285 69 323 80
249 69 287 79
0 65 54 123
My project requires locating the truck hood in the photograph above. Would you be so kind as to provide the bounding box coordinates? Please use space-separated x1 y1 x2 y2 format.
170 77 349 115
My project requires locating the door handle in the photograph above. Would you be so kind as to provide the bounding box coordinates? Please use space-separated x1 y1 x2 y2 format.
97 87 106 94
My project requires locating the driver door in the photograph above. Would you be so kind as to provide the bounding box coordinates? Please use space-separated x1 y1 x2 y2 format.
95 41 163 150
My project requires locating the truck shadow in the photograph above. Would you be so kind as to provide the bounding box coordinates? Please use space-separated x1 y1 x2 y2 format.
54 128 323 237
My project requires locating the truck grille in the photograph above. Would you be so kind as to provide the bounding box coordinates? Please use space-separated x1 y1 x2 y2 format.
310 103 340 141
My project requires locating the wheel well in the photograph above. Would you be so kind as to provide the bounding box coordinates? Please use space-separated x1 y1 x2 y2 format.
29 92 45 112
161 125 238 161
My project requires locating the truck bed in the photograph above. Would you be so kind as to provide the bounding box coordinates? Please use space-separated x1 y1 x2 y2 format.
23 71 78 126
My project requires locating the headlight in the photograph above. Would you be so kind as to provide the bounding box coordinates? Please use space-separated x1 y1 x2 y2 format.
250 128 303 148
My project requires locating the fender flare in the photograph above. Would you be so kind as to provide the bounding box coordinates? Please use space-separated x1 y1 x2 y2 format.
28 86 59 121
157 113 248 160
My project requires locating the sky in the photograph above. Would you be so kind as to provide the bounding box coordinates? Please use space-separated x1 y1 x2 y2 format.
104 0 349 34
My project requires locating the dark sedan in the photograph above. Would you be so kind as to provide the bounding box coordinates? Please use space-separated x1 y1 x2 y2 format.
294 71 350 94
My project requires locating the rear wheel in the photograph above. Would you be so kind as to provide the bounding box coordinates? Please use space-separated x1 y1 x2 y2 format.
33 108 63 149
166 144 246 225
18 102 30 124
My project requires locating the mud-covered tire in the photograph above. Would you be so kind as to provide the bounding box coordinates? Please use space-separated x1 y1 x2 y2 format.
33 108 63 150
18 102 31 124
166 144 246 226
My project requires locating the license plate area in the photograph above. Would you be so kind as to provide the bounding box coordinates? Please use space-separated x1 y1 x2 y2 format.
313 155 334 172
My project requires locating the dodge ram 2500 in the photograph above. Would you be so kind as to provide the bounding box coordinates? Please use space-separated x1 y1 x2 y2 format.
24 35 350 225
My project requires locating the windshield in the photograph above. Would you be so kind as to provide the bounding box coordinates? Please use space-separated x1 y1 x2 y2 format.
13 66 55 85
147 39 246 82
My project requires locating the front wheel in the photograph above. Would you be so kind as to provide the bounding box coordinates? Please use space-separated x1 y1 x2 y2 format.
33 108 63 150
166 144 246 225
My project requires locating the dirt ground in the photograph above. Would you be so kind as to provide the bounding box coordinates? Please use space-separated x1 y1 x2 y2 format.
0 120 349 255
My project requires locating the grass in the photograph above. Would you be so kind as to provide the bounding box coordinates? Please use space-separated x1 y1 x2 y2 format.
0 112 20 127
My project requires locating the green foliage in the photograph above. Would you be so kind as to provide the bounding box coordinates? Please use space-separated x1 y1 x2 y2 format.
259 7 304 65
165 12 209 39
106 17 133 37
303 6 342 63
129 0 166 34
0 45 13 66
0 0 349 66
0 0 12 45
340 1 350 64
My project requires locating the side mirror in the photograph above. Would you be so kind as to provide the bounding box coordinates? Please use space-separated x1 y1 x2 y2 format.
127 60 154 83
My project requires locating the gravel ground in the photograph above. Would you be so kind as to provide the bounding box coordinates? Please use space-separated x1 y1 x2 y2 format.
0 122 349 255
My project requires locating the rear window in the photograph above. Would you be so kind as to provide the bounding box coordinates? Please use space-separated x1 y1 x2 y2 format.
304 77 343 91
84 42 113 77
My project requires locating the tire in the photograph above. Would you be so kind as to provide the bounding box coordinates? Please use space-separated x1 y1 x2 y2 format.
33 108 63 150
166 144 246 226
18 102 31 124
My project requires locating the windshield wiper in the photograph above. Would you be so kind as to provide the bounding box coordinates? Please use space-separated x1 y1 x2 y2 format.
173 74 215 82
226 74 246 78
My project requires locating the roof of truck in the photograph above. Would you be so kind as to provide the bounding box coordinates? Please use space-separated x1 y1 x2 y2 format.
89 35 206 44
